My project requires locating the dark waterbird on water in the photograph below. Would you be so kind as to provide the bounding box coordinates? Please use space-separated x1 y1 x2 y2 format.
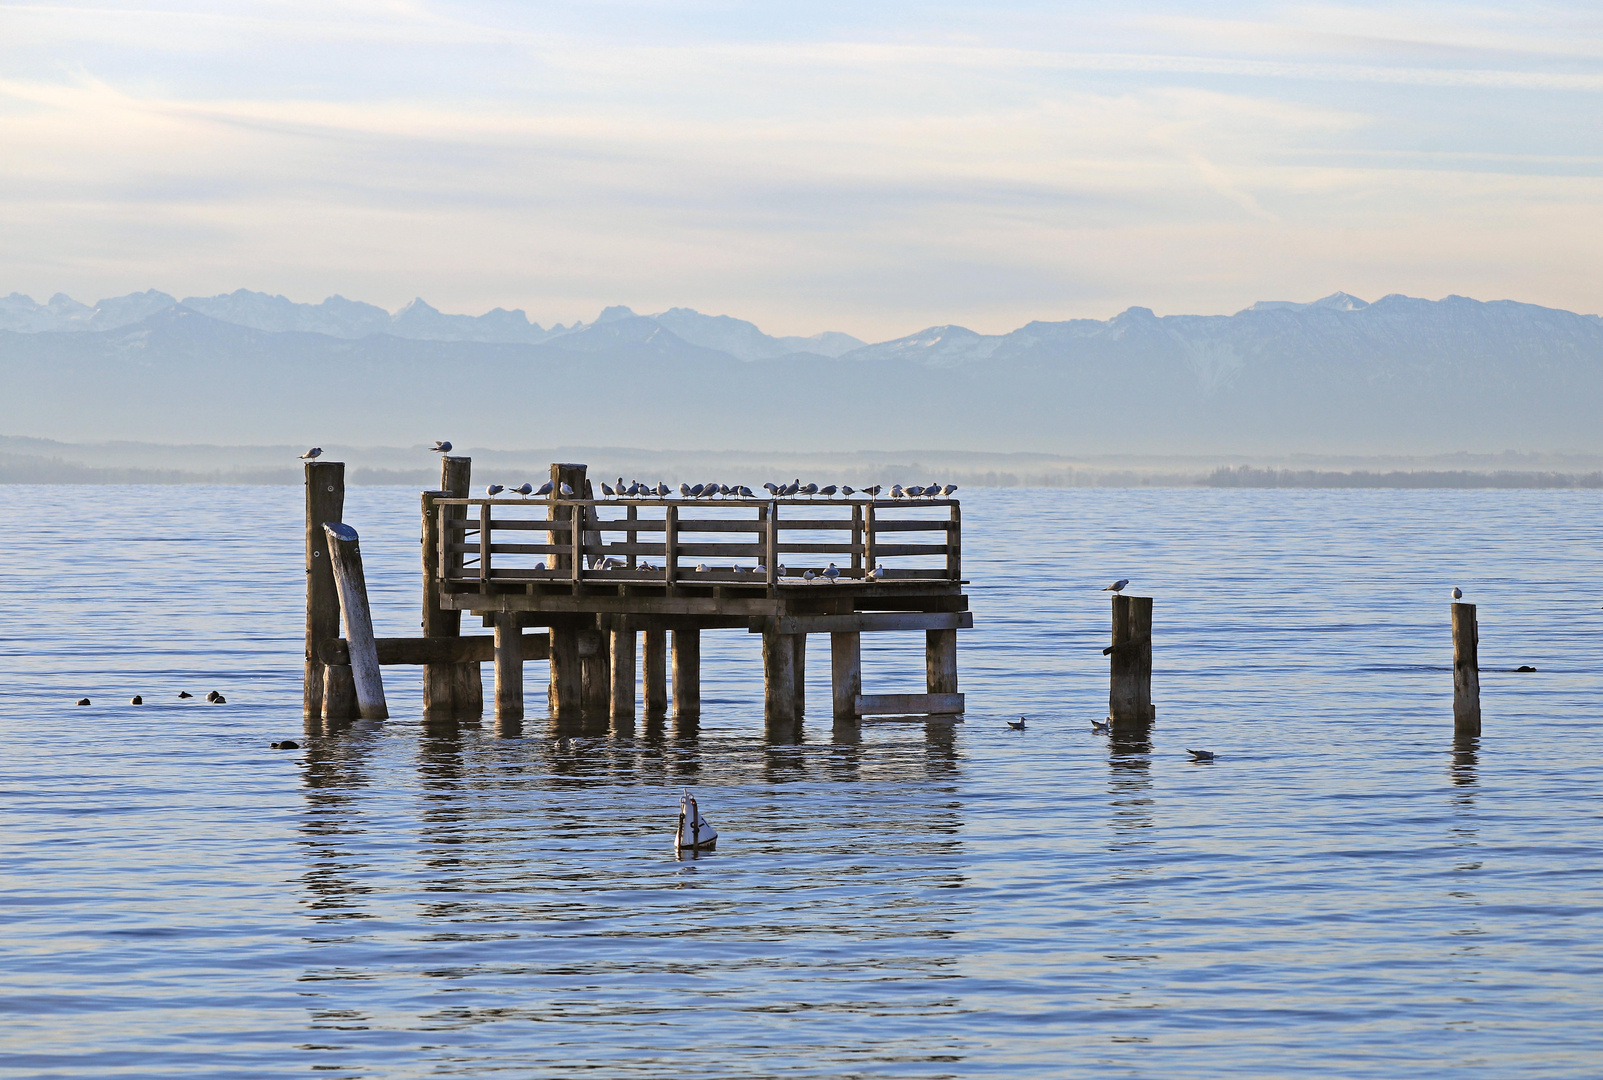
1091 719 1110 735
1188 748 1215 761
178 691 192 699
271 741 300 750
76 698 90 706
130 696 142 705
1008 717 1027 730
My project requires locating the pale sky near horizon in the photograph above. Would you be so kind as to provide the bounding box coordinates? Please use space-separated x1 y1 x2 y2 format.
1 1 1600 340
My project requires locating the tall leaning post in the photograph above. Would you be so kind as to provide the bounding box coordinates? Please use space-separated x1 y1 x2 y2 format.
304 460 345 720
1108 594 1154 725
323 523 389 721
1453 602 1481 736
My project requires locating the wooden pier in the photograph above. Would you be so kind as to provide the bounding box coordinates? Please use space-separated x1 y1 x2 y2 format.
306 458 971 734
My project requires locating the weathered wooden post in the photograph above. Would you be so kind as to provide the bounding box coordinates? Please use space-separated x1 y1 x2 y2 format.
304 460 345 719
926 628 958 698
831 631 861 720
643 629 668 716
792 633 806 717
610 629 636 720
672 628 700 718
582 626 611 715
1107 594 1153 724
321 661 357 722
323 523 389 721
763 631 796 727
549 621 582 720
1453 602 1481 736
424 456 480 718
493 611 523 721
549 462 588 573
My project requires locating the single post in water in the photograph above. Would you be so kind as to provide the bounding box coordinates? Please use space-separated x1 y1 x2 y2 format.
611 629 636 721
493 611 524 722
1107 594 1153 725
643 629 668 717
323 522 389 721
304 460 345 719
673 628 701 719
1453 602 1481 736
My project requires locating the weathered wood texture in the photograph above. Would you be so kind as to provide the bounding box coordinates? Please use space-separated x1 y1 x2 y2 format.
1108 594 1154 724
672 628 701 718
493 611 523 721
610 630 636 720
304 460 345 719
792 633 806 718
323 522 388 720
1453 602 1481 735
831 631 861 720
855 693 965 715
763 631 796 725
320 631 600 666
582 626 611 715
926 628 958 695
643 629 668 716
753 611 973 635
549 625 582 720
430 456 481 717
322 662 358 721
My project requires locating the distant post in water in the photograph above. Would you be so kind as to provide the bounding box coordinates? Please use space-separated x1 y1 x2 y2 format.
304 460 345 719
1107 594 1153 724
1452 602 1481 736
323 522 389 721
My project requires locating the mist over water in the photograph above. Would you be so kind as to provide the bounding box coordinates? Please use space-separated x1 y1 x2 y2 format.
2 485 1600 1077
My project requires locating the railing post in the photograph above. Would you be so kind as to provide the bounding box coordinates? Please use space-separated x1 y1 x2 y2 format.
478 502 491 584
438 456 481 718
626 504 638 571
851 503 863 578
864 502 877 574
947 501 961 580
765 501 778 587
665 505 679 585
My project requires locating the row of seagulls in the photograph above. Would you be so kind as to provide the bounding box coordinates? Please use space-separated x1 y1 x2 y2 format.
889 484 958 499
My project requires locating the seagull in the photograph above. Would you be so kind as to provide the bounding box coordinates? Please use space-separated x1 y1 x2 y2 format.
431 440 452 454
864 485 882 497
601 482 615 497
510 482 531 497
803 569 815 580
535 481 554 497
695 563 710 572
559 482 575 497
942 484 957 496
784 479 801 496
868 565 885 579
617 477 626 496
753 564 766 575
1103 579 1130 594
777 564 788 577
923 485 941 498
719 484 733 497
739 486 755 498
891 485 905 499
1091 720 1111 735
534 560 546 571
486 483 505 497
299 447 322 460
841 485 854 496
681 483 693 497
130 696 142 705
906 485 924 497
801 483 819 497
1452 586 1463 600
823 562 840 582
655 482 670 497
1008 717 1027 730
1188 748 1216 761
819 485 838 498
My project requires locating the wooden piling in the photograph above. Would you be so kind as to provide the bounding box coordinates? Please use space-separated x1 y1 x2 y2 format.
610 630 636 720
304 460 345 719
431 456 481 718
549 624 582 720
493 611 523 721
323 522 388 720
550 463 587 574
926 628 958 696
792 633 806 718
1453 602 1481 736
321 662 357 722
582 626 611 715
643 629 668 716
763 631 796 726
672 628 701 718
1108 595 1153 724
831 631 861 720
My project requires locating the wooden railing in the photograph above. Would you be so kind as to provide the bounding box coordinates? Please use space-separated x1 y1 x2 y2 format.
433 498 961 586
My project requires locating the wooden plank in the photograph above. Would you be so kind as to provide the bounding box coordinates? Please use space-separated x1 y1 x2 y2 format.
947 502 961 580
304 460 345 720
1109 594 1154 724
320 632 577 665
755 611 974 635
854 693 965 715
864 543 948 557
860 519 954 532
665 505 679 586
864 502 875 574
851 504 863 576
671 519 768 533
763 631 796 726
762 518 857 531
478 503 491 583
486 518 575 532
323 522 388 721
764 501 778 590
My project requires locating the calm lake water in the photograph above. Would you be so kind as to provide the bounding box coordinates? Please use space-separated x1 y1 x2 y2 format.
2 485 1600 1078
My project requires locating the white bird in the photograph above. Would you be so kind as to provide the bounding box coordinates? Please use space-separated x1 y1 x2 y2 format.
513 482 533 497
601 482 615 497
891 485 905 499
819 485 838 497
431 440 452 453
1452 587 1463 600
1103 578 1130 594
801 483 819 497
681 483 693 497
559 482 575 497
1188 748 1216 761
753 564 767 575
535 481 554 497
841 485 854 496
1008 717 1026 730
763 482 779 495
676 790 717 852
906 485 925 497
486 483 504 496
299 447 322 460
655 482 670 497
696 563 710 572
739 486 755 498
803 569 815 581
869 565 885 579
942 484 957 496
1091 720 1111 735
777 564 788 577
823 562 840 582
864 485 882 497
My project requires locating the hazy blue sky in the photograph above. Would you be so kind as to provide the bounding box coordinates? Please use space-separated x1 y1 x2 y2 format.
2 1 1600 337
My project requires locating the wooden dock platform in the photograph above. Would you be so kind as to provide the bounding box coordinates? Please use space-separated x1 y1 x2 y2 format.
306 459 972 735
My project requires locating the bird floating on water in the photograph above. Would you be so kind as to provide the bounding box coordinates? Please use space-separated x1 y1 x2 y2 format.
1008 717 1027 730
77 698 91 706
1103 579 1130 594
431 440 452 454
178 691 193 699
271 740 300 750
1091 719 1111 735
486 483 504 497
1187 748 1216 761
676 790 717 852
130 695 142 705
299 447 322 460
1452 587 1463 600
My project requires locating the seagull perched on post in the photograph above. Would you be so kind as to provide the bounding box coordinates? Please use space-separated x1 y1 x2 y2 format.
764 482 779 495
819 485 838 498
841 485 854 497
601 482 615 497
512 482 533 497
535 481 553 497
559 482 575 497
431 440 452 454
891 484 905 499
864 485 882 497
942 484 958 497
1103 579 1130 594
869 565 885 579
486 483 504 497
823 563 840 582
1452 587 1463 600
299 447 322 460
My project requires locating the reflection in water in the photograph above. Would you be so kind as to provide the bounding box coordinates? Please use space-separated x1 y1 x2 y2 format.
1101 728 1161 1019
1446 735 1484 988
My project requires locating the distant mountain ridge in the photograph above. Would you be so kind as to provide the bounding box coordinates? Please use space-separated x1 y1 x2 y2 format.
4 289 1603 453
0 289 867 359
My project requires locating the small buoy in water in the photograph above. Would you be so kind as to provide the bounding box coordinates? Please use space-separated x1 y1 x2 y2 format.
675 790 717 853
76 698 90 706
271 740 300 750
1188 748 1216 761
1517 665 1537 672
1090 719 1110 735
130 696 142 705
178 691 193 699
1008 717 1026 730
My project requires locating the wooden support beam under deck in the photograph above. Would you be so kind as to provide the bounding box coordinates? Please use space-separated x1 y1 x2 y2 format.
855 693 965 716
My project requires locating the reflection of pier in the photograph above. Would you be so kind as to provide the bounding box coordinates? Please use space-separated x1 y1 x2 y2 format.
303 458 972 734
